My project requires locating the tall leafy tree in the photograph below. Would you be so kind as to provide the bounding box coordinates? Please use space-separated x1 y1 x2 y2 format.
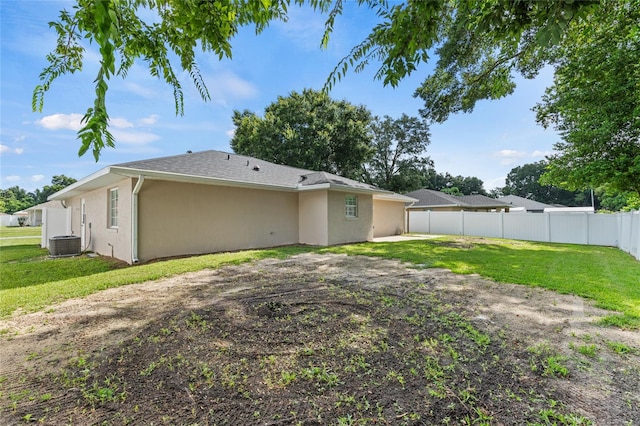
596 190 640 212
33 175 78 204
0 187 35 214
230 89 373 180
327 1 599 122
501 161 590 206
423 172 487 196
363 114 432 193
534 0 640 195
36 1 599 159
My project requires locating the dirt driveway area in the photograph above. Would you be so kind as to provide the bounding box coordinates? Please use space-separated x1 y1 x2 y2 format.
1 253 638 424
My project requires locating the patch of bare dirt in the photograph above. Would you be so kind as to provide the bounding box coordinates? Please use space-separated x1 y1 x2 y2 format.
0 253 638 425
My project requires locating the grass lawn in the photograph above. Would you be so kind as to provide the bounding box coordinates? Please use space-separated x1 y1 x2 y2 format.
0 226 42 238
0 226 41 247
0 244 314 317
1 235 638 327
325 237 640 328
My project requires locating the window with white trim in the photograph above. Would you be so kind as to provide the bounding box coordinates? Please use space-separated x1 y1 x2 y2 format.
109 188 119 228
345 195 358 218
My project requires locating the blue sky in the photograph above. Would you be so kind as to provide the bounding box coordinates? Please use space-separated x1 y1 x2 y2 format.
1 1 559 193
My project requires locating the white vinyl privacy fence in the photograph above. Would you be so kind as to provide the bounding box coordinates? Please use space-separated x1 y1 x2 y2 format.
408 210 640 260
41 207 72 249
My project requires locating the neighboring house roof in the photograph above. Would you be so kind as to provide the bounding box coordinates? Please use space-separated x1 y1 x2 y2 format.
405 189 510 209
499 195 554 211
25 200 65 211
49 150 416 202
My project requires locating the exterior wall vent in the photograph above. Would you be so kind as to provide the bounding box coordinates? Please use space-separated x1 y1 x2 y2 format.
49 235 81 257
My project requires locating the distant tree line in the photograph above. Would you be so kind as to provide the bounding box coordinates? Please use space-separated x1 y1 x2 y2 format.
0 175 76 215
495 160 639 211
231 89 637 211
231 89 488 196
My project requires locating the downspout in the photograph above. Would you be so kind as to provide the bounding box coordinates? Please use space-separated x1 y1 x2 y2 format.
406 201 416 234
132 175 145 263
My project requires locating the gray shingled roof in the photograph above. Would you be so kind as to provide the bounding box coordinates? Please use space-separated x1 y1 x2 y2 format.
405 189 510 209
114 150 377 191
458 194 509 207
50 150 422 201
25 200 65 210
499 195 554 211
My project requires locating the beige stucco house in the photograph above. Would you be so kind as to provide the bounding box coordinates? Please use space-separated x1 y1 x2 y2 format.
48 150 414 264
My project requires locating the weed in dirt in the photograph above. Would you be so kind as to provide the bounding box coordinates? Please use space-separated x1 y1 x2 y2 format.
528 342 570 378
606 341 637 356
571 343 599 359
534 407 593 425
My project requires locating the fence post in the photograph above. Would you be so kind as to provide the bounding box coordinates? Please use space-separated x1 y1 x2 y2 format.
584 212 589 245
41 208 48 248
616 212 623 250
631 210 640 260
405 209 409 233
545 213 551 242
499 211 504 238
460 211 465 235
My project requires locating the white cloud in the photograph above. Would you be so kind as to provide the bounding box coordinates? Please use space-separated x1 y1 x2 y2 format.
485 176 507 191
31 175 45 182
13 135 25 143
5 175 20 182
531 150 554 158
37 113 84 131
0 145 24 155
109 117 134 129
492 150 528 166
275 6 326 51
492 149 557 166
138 114 159 126
225 128 236 138
208 71 259 104
124 82 162 100
111 129 160 145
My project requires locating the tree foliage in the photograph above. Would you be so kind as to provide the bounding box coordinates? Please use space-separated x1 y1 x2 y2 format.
32 175 78 204
33 0 317 160
501 161 590 206
0 175 77 214
596 190 640 213
37 0 601 159
425 172 487 196
0 187 35 215
327 0 599 122
230 89 373 180
534 0 640 195
363 114 432 193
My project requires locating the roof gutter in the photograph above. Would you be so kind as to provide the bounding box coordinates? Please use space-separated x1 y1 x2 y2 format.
47 166 113 200
131 175 145 264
